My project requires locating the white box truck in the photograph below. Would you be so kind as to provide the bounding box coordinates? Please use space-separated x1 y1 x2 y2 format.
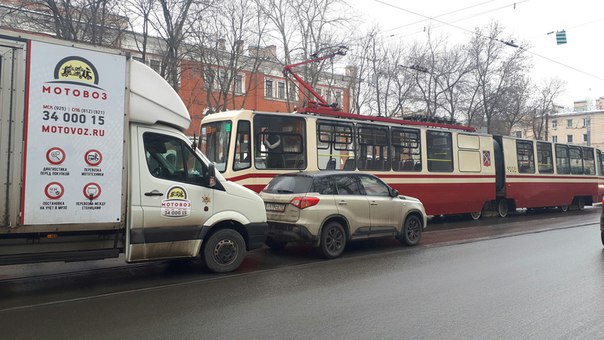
0 30 267 273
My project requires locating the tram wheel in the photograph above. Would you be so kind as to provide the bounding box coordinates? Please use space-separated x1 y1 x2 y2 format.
470 210 482 220
559 205 569 212
601 231 604 247
497 199 508 218
573 198 585 211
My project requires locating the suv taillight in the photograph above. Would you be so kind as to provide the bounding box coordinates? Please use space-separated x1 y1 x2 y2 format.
290 197 320 209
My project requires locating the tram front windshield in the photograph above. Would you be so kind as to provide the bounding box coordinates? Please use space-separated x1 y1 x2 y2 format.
200 121 231 172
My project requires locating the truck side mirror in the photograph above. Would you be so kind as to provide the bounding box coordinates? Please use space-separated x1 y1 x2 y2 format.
208 162 216 187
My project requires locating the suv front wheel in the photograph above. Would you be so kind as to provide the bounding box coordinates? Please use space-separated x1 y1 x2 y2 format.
400 214 422 246
319 221 346 259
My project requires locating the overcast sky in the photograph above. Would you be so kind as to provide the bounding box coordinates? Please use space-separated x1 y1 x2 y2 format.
351 0 604 109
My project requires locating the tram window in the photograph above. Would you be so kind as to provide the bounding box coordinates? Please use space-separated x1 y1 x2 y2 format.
555 144 570 174
253 115 306 170
200 120 231 172
516 140 535 173
317 121 355 170
233 120 251 171
427 131 453 172
598 149 604 176
537 142 554 174
391 128 421 172
357 124 390 171
582 147 595 175
568 146 583 175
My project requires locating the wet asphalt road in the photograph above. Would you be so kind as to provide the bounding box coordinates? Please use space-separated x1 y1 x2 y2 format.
1 208 603 339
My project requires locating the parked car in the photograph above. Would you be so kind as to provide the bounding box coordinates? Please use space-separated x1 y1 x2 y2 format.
259 171 427 258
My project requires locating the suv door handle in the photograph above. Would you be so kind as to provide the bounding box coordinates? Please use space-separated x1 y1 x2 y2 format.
370 202 378 206
338 201 347 205
144 190 164 197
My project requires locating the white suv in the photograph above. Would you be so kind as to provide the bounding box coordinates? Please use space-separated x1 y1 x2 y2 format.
260 171 427 258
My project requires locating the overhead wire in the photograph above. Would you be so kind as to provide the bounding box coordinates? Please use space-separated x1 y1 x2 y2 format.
371 0 604 83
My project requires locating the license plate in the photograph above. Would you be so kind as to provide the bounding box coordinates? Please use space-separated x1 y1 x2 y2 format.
265 202 286 212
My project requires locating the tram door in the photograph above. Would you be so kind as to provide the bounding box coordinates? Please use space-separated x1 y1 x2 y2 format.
493 136 505 194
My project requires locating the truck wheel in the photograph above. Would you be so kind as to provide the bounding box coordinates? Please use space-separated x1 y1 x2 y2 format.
400 215 422 246
265 237 287 251
319 221 346 259
601 231 604 247
202 229 246 273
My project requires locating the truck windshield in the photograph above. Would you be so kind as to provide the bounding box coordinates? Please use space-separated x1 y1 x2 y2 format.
201 121 232 172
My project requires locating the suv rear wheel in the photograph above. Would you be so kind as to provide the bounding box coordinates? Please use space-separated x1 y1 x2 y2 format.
400 215 422 246
319 221 346 259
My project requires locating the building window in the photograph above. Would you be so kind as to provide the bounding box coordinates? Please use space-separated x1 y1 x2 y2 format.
204 70 216 91
583 118 589 127
583 134 588 143
551 120 557 129
567 119 573 128
149 59 161 73
335 91 342 106
265 80 273 98
515 131 522 138
288 85 297 101
234 74 244 94
277 81 286 99
552 136 558 143
567 135 573 143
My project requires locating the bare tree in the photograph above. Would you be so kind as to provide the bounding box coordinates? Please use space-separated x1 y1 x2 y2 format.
530 78 566 140
15 0 125 46
118 0 155 62
150 0 213 91
187 0 268 112
466 21 531 133
499 74 532 135
437 44 473 122
408 31 447 118
345 29 374 114
259 0 352 110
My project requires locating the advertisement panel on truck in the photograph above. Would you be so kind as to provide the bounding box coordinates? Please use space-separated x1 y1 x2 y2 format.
22 41 126 225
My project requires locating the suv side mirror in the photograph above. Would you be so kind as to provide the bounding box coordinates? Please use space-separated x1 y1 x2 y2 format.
390 188 399 198
208 162 216 187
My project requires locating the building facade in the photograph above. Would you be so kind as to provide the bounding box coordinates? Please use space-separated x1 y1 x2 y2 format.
513 110 604 150
0 1 353 137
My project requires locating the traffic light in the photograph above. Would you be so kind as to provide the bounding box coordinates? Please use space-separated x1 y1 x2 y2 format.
556 30 567 45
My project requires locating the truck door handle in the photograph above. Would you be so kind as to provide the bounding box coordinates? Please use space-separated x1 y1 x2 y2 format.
370 202 378 206
338 201 347 205
144 190 164 197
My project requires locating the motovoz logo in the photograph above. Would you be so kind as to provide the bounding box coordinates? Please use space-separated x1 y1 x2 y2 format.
42 56 108 100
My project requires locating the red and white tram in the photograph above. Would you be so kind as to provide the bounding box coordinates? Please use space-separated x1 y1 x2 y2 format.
198 46 603 218
199 109 603 218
